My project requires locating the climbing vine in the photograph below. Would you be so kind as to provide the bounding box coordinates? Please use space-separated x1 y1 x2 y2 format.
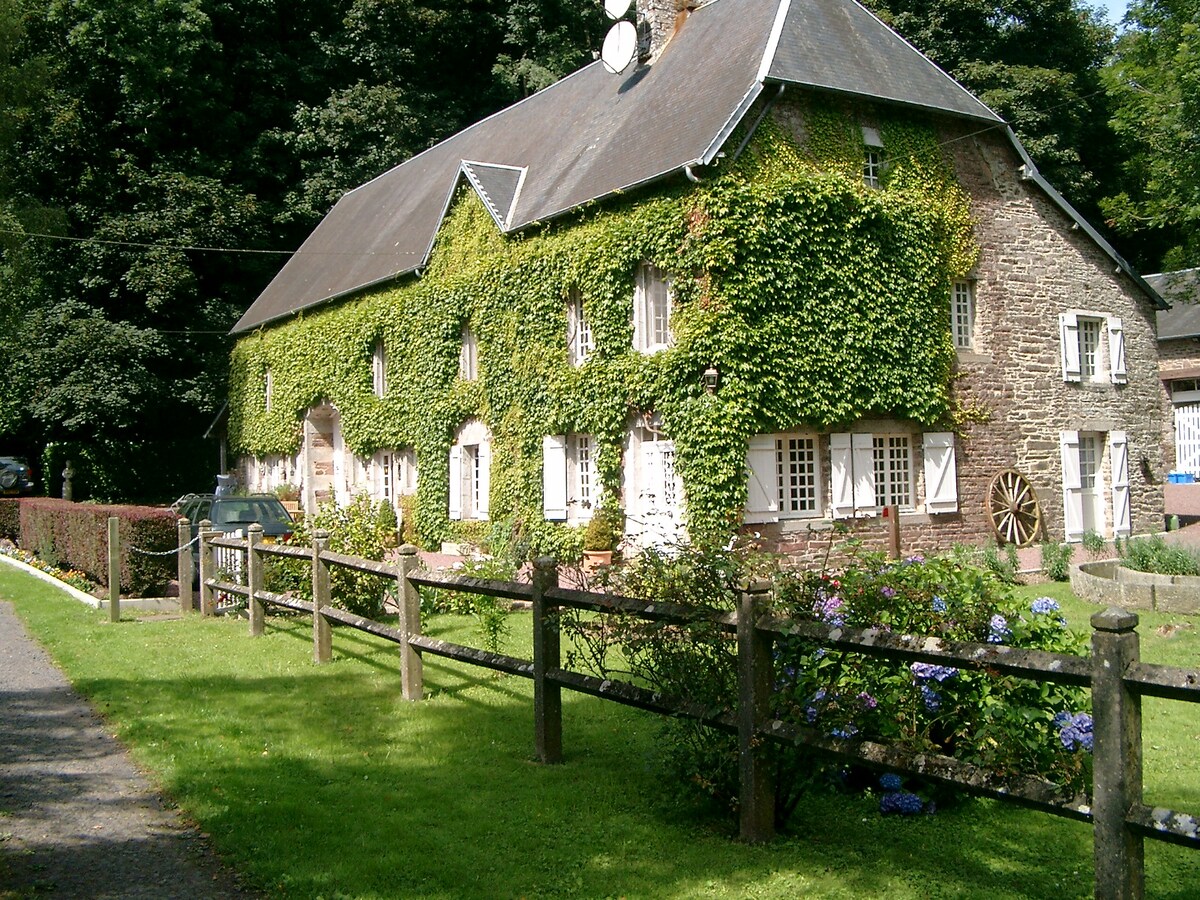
228 97 978 551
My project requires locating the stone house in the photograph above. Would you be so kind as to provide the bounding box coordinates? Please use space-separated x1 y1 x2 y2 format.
1151 269 1200 522
226 0 1166 557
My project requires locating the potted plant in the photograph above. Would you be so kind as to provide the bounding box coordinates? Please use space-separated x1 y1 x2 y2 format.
582 506 621 573
274 482 301 515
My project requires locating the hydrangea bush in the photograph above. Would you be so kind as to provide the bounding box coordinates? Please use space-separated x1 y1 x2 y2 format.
569 541 1094 827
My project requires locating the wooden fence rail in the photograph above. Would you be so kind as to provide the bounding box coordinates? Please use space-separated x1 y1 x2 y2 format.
190 526 1199 899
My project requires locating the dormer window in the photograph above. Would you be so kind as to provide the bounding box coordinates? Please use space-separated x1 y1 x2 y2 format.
459 324 478 381
862 126 884 188
634 263 672 354
567 289 594 366
372 340 387 397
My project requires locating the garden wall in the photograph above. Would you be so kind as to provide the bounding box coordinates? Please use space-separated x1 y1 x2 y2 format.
1070 560 1200 615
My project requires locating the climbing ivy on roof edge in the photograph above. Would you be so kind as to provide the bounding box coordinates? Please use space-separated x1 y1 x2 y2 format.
227 97 979 551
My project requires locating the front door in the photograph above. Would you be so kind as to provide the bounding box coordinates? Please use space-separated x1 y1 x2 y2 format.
1078 433 1106 536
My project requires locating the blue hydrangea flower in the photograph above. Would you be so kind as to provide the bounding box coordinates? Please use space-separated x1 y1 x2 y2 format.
1030 597 1061 616
988 614 1012 643
931 595 948 613
920 685 941 711
814 594 846 627
878 773 903 791
857 691 878 709
805 689 826 724
910 662 959 683
881 586 897 599
880 791 925 815
905 554 925 564
830 724 859 740
1056 711 1094 752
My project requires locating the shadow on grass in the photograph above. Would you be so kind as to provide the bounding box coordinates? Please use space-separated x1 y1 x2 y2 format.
5 584 1199 899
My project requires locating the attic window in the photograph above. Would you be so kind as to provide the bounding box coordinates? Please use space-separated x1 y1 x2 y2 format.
862 126 884 188
264 368 273 412
634 264 672 354
567 290 594 366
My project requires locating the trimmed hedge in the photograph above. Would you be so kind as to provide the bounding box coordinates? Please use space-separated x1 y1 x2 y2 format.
0 499 18 540
18 499 178 596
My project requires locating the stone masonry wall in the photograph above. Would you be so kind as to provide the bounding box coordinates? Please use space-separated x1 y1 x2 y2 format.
748 97 1167 563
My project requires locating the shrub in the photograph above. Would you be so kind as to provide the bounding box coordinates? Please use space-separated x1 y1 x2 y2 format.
1120 535 1200 577
583 507 622 552
564 542 1092 827
1040 542 1074 582
0 498 19 540
17 498 176 595
268 494 395 617
1081 530 1107 554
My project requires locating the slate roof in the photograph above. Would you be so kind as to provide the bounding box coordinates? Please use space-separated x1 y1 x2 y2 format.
1154 269 1200 340
232 0 1156 334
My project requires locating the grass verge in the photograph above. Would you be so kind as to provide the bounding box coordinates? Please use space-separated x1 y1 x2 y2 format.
1 567 1197 898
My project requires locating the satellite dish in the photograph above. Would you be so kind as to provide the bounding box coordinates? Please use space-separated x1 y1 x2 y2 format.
601 20 637 75
603 0 632 19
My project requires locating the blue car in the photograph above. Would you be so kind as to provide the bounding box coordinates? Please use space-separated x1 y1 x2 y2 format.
0 457 36 496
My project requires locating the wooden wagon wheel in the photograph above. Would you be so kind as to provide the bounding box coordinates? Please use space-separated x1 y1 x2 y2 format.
987 469 1042 547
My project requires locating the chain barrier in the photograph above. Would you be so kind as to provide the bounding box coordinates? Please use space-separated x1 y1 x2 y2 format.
128 533 202 556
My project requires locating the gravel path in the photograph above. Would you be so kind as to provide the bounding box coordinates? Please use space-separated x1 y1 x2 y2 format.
0 601 256 898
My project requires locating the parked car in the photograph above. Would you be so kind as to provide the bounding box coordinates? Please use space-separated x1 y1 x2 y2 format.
178 494 295 585
0 457 36 496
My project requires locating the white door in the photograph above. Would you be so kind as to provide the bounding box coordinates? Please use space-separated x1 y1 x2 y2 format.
1175 402 1200 475
1078 433 1106 536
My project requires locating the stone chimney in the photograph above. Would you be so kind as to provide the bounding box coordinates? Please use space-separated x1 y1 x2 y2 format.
636 0 697 63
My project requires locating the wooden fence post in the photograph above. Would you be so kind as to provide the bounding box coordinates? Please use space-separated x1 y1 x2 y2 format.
531 556 562 764
177 517 194 613
198 520 216 616
738 580 774 842
1091 607 1144 899
107 516 120 623
885 504 901 559
311 529 332 663
247 523 264 637
396 544 424 701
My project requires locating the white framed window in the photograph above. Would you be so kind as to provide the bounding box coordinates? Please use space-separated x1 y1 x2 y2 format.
459 324 478 381
1060 430 1125 541
951 281 975 350
449 420 490 521
264 368 273 412
633 263 672 353
373 449 416 506
1059 311 1126 384
745 433 821 522
567 290 594 366
830 431 954 518
862 126 884 188
372 341 387 397
873 435 913 509
542 433 597 523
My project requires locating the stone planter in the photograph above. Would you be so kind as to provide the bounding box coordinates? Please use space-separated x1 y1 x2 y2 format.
1070 560 1200 614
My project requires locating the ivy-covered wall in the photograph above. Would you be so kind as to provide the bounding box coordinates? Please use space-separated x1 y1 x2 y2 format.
228 98 977 551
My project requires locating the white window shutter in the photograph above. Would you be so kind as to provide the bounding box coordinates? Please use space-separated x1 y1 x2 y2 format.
448 445 463 521
851 433 876 512
830 433 854 518
1107 317 1127 384
1111 431 1131 537
1060 431 1084 541
922 432 959 513
1060 312 1081 382
745 434 780 524
477 442 491 520
542 435 568 520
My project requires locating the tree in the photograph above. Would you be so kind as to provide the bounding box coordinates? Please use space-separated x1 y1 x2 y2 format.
1102 0 1200 270
865 0 1117 225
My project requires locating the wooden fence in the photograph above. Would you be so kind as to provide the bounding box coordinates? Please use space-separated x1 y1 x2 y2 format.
184 521 1199 900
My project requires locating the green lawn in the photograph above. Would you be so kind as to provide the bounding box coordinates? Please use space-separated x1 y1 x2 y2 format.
2 566 1198 899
